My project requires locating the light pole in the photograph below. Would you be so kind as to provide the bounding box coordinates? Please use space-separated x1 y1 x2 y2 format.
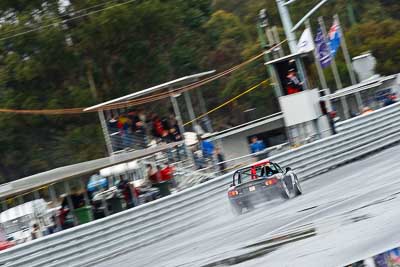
276 0 298 53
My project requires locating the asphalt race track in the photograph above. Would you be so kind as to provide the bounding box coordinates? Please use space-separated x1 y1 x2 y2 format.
97 144 400 267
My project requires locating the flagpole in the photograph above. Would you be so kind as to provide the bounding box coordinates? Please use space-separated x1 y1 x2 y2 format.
318 16 350 120
334 14 363 112
305 19 332 112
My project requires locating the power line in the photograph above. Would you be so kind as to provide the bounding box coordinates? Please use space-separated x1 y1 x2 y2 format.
0 0 119 38
0 40 287 115
0 0 137 42
183 79 269 126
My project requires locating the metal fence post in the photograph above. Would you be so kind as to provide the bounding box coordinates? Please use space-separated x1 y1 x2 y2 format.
64 181 77 226
49 185 62 230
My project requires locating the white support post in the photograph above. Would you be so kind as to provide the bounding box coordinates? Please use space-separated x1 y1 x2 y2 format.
98 110 114 156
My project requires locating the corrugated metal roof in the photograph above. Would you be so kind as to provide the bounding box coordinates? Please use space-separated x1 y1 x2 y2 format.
84 70 215 111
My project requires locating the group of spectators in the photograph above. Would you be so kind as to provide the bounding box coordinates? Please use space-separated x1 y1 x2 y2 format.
108 109 183 151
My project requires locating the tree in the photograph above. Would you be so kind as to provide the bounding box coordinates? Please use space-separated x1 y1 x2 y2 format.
0 0 399 181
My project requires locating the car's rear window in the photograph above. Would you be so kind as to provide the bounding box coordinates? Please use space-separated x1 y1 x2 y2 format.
234 164 279 184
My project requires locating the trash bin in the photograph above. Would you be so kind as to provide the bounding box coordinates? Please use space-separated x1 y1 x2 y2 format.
154 182 171 197
73 206 93 224
107 197 124 213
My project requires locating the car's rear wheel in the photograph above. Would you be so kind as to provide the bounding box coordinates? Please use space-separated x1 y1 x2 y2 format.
280 179 290 199
293 174 302 196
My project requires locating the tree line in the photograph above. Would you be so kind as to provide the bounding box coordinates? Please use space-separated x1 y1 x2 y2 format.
0 0 399 182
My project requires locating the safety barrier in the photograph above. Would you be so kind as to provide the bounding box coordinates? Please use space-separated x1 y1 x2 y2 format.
0 102 399 267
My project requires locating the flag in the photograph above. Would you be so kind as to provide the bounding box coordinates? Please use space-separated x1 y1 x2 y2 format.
389 248 400 264
297 28 315 53
329 17 341 57
314 26 331 68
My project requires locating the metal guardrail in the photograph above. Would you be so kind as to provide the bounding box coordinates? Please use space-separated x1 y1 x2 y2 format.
0 103 399 267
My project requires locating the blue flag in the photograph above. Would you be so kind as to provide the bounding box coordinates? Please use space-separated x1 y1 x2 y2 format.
314 27 331 68
329 18 341 57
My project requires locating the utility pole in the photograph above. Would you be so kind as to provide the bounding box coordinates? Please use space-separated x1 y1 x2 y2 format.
258 9 283 97
347 0 357 26
272 26 285 58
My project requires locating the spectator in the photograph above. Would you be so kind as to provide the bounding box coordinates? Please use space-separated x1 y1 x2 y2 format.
117 175 134 208
328 111 337 135
108 115 118 131
138 108 147 123
47 216 59 235
168 114 180 134
200 134 215 160
169 127 182 142
250 136 267 161
362 106 374 115
128 109 147 149
161 130 172 143
160 164 174 182
61 189 85 210
383 94 397 106
286 69 303 95
193 149 205 170
215 147 227 174
136 169 151 190
152 115 165 138
108 115 120 150
170 127 185 161
31 223 42 240
161 116 170 132
146 164 159 184
117 114 132 149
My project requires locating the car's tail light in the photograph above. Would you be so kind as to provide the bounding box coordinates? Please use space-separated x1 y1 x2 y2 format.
228 190 239 197
265 178 278 186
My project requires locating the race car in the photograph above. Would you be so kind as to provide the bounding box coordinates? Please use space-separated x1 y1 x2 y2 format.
228 159 302 215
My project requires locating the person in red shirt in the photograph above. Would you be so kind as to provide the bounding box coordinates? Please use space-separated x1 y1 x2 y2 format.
160 165 174 182
286 69 303 95
152 115 164 138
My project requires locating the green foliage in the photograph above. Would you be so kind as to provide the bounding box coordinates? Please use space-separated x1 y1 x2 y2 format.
0 0 398 181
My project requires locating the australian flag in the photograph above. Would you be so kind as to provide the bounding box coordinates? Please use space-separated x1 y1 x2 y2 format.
329 18 341 57
315 26 331 68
